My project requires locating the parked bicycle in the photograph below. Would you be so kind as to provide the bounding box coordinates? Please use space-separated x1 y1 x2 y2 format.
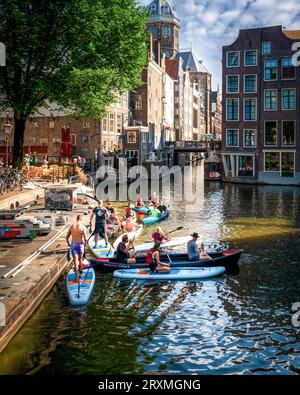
0 167 27 195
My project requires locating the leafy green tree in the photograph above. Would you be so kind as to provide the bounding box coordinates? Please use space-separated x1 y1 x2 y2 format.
0 0 148 168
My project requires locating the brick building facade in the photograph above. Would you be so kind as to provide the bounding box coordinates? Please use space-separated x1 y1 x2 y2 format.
221 26 300 185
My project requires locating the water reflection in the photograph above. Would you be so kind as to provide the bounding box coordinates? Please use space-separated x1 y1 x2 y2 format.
0 181 300 374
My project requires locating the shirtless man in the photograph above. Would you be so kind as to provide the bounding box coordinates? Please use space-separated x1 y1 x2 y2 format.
122 218 137 233
66 215 88 282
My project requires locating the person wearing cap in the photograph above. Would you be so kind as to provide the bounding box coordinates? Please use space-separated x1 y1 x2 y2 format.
187 232 202 261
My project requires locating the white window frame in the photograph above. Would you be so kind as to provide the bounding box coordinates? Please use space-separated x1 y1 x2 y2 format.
243 129 257 148
243 97 257 122
226 51 240 68
226 98 239 121
125 150 139 160
244 74 257 93
264 120 278 146
226 129 239 147
102 118 107 133
264 89 278 111
127 131 136 144
282 88 296 111
226 75 240 94
244 50 258 67
263 150 296 177
282 120 296 147
264 60 278 82
263 151 281 172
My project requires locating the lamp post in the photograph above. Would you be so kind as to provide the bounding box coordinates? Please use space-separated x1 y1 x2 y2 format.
3 110 12 165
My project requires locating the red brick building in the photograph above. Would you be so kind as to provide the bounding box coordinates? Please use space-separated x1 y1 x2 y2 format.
221 26 300 185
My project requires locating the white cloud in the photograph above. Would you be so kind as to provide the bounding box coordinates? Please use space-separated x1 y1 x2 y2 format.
139 0 300 88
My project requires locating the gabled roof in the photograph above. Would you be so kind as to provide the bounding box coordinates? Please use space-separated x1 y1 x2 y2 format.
175 51 210 74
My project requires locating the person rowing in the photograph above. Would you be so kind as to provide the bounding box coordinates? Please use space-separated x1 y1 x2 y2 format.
187 232 212 261
152 226 170 243
146 241 170 273
116 234 137 264
89 199 109 248
135 197 145 207
66 215 88 282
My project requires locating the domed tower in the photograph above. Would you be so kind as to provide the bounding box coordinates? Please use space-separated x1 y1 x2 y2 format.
146 0 180 63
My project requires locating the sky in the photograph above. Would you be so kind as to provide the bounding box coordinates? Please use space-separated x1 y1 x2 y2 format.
139 0 300 90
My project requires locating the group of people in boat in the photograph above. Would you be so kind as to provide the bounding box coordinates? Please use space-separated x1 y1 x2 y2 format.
115 228 211 274
66 197 208 281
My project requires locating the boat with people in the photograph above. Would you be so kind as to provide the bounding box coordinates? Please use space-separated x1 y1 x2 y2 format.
133 235 192 253
113 266 226 281
66 258 95 306
90 249 242 272
142 209 169 225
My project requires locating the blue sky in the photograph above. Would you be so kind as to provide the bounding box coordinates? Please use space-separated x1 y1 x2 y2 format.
139 0 300 90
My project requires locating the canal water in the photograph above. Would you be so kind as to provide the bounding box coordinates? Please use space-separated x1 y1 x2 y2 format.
1 179 300 375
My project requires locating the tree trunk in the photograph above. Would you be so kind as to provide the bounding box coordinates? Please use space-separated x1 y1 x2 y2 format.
12 116 26 169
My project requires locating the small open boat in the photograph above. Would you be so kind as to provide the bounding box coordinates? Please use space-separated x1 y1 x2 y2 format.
66 259 95 306
90 249 242 273
142 210 169 226
132 206 150 215
113 266 226 281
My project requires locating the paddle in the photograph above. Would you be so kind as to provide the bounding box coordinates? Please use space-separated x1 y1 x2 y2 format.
144 226 184 244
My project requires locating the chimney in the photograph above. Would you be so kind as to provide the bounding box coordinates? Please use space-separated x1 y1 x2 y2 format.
149 34 153 60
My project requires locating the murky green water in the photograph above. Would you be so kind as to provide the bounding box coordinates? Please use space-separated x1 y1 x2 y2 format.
1 179 300 375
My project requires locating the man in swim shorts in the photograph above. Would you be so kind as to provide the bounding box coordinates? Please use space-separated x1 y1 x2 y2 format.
66 215 88 282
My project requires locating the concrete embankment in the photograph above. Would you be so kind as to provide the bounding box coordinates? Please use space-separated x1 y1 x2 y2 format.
0 185 80 353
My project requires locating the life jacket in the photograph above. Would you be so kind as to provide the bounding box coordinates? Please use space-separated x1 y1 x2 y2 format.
146 247 155 264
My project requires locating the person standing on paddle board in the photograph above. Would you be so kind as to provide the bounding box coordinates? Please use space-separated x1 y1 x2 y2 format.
66 215 88 282
89 200 109 248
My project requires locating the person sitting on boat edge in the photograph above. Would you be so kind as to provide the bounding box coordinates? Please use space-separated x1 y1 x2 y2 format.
157 200 167 214
187 232 212 261
89 200 109 248
187 232 201 261
135 197 145 207
152 226 170 243
66 215 88 282
146 241 170 273
116 234 137 263
122 218 138 233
